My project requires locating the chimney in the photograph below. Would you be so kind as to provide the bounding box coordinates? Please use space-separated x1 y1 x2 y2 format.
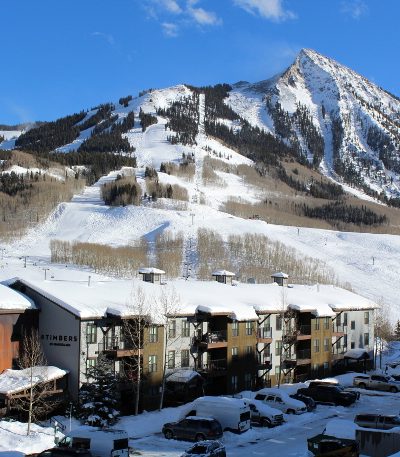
138 267 165 284
271 272 289 287
212 269 235 285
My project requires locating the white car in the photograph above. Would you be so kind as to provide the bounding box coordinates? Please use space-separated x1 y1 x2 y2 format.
254 388 307 414
242 398 284 427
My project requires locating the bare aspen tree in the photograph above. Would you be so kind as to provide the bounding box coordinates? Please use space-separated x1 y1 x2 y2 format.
17 329 58 435
374 300 393 370
123 286 150 415
157 286 182 411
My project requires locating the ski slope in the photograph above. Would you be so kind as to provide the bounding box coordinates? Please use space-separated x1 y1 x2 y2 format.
1 81 400 320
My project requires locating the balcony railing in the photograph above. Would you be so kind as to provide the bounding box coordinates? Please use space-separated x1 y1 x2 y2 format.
297 349 311 360
201 331 227 344
98 336 136 353
298 325 311 336
257 327 272 339
332 323 346 333
199 358 227 372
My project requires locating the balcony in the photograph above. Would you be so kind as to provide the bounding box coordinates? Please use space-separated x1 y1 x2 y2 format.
297 325 312 340
331 348 346 360
332 323 346 337
296 349 311 365
198 358 227 376
282 352 297 369
257 327 272 343
196 331 228 350
257 356 272 370
98 337 140 358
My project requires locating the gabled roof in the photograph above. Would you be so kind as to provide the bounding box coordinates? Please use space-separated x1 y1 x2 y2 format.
138 267 165 274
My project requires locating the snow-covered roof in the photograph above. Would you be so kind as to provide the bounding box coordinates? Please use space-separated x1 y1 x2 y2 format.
166 370 201 383
344 348 371 360
138 267 165 275
0 366 67 395
0 283 36 311
271 272 289 279
212 270 235 277
6 273 378 323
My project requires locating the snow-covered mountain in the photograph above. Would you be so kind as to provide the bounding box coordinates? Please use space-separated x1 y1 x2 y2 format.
228 49 400 200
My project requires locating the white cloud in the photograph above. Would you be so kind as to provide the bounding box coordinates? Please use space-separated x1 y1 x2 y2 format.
233 0 295 21
91 32 116 46
188 6 222 25
161 0 183 14
162 22 180 37
341 0 368 19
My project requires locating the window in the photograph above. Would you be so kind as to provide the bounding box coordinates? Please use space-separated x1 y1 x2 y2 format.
343 313 348 326
275 340 282 356
351 321 355 330
168 320 176 339
351 341 355 349
232 347 239 359
231 375 238 392
364 312 370 325
324 338 330 352
336 314 341 326
313 339 320 353
364 333 369 346
86 358 96 373
148 355 157 372
232 321 239 337
312 364 319 371
246 321 253 335
244 373 252 390
245 345 253 356
343 335 348 350
337 337 341 349
181 349 190 367
275 366 280 376
314 318 320 330
276 315 282 331
168 350 175 369
149 325 158 343
324 317 330 330
182 320 190 338
323 362 329 371
86 323 97 344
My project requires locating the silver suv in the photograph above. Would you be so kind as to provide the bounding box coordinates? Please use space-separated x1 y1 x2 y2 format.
354 414 400 430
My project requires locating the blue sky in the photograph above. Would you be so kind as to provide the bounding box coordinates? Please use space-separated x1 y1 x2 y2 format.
0 0 398 124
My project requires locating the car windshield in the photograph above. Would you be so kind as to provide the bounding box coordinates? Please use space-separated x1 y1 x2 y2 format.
188 445 208 454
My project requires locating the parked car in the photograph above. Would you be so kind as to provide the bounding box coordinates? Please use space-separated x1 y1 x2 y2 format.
242 398 284 427
163 417 223 442
354 413 400 430
289 392 316 411
56 427 129 457
309 381 359 401
180 440 226 457
35 449 92 457
353 374 400 393
254 388 307 414
297 385 356 406
181 396 251 433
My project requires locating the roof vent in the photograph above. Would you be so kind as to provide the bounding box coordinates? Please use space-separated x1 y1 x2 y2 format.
271 271 289 287
212 269 235 285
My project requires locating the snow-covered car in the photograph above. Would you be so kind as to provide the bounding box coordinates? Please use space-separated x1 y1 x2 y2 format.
254 388 307 414
242 398 284 426
180 440 226 457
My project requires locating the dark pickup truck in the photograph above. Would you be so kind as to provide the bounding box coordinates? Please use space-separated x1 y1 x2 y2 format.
298 384 357 406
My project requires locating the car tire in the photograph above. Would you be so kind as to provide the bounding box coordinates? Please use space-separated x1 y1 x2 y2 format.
358 383 366 389
164 429 174 440
287 409 295 414
390 386 398 393
261 418 272 427
195 433 206 442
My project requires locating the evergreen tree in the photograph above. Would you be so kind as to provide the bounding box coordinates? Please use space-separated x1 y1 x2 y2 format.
78 354 120 427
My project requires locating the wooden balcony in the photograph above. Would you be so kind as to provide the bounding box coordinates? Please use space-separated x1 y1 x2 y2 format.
195 331 228 350
198 358 227 377
296 349 311 365
257 327 272 343
99 337 141 358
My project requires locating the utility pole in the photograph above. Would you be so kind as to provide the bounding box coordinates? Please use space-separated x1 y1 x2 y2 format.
43 268 50 280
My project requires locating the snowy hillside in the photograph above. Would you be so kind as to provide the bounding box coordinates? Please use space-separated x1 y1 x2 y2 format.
228 49 400 200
